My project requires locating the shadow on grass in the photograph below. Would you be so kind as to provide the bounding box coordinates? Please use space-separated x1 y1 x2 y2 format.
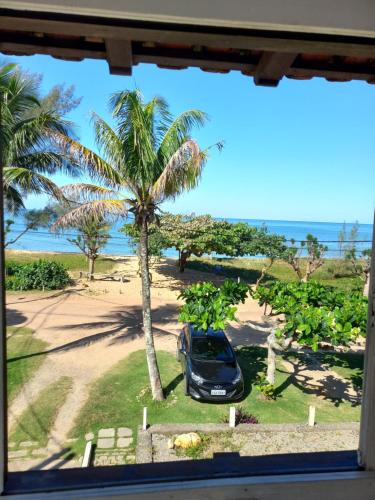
186 260 265 285
275 351 362 407
164 373 184 398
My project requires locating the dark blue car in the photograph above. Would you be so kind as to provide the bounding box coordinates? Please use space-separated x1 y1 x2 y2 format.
177 324 244 401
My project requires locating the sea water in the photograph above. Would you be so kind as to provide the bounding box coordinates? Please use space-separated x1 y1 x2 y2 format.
4 214 373 259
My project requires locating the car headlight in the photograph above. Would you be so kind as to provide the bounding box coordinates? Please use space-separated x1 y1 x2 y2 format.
232 369 242 385
191 371 204 385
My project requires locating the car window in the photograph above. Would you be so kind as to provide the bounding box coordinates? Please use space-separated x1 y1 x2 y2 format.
191 337 234 361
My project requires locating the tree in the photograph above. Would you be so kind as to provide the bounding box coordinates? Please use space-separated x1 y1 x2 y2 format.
282 234 328 282
158 213 225 272
338 222 346 257
252 227 287 287
121 222 169 263
4 207 55 248
0 63 81 213
250 281 367 385
52 89 218 400
67 216 111 279
178 279 249 332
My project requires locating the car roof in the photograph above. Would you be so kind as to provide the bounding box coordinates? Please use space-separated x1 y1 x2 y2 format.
188 325 227 339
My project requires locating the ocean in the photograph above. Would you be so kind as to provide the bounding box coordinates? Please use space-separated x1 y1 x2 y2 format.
4 215 373 259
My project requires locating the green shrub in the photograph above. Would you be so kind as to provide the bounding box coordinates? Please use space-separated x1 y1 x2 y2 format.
6 260 71 291
255 373 275 400
178 279 249 331
250 280 368 349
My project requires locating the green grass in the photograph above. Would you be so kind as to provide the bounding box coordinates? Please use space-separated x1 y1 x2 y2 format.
5 250 117 274
187 257 362 292
316 351 364 392
7 326 48 403
9 376 73 447
70 348 362 456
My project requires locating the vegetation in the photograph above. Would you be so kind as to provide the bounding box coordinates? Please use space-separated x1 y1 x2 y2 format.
9 377 73 447
282 234 328 282
7 326 48 403
186 256 363 292
52 89 218 400
0 63 81 213
5 259 71 291
222 407 259 425
178 279 249 331
5 250 116 275
4 207 55 248
66 216 111 279
250 280 367 383
70 348 362 456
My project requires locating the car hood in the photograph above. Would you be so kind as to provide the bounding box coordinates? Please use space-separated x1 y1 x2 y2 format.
190 359 238 383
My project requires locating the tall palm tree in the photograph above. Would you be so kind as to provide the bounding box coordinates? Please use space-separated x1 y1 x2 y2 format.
0 63 80 213
52 89 218 400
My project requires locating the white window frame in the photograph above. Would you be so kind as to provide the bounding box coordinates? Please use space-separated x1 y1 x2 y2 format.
1 3 375 497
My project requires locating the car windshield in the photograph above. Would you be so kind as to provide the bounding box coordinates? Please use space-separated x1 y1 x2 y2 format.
191 336 234 361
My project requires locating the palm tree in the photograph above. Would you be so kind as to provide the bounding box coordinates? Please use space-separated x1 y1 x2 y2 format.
52 89 218 400
0 63 80 213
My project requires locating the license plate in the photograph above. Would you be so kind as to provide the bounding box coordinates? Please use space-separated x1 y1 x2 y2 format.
211 389 226 395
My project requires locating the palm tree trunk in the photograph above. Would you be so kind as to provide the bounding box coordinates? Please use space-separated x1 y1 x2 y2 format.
139 216 164 401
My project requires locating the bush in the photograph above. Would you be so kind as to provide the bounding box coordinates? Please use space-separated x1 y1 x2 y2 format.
223 407 259 424
254 373 275 400
6 260 71 291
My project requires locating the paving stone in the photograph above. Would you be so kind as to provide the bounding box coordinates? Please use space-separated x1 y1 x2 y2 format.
84 432 94 441
20 441 38 448
8 450 27 458
98 428 115 438
97 437 115 449
118 427 132 437
117 437 133 448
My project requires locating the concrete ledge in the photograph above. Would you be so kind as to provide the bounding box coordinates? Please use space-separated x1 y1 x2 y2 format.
148 422 360 435
136 426 152 464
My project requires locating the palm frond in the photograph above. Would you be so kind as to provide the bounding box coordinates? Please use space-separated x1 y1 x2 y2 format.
150 140 207 202
52 132 123 187
60 183 120 202
51 199 128 231
3 166 65 201
3 184 25 214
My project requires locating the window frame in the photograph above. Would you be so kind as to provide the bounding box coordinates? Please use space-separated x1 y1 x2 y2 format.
1 6 375 498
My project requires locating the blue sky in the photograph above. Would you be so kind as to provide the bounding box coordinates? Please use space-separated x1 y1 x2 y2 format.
3 53 375 223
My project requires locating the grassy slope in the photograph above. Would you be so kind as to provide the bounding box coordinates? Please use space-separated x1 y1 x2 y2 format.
70 348 362 455
187 257 362 292
7 327 48 403
9 376 73 447
5 250 116 274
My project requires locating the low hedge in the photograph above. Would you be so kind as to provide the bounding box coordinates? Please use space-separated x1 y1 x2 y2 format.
5 260 71 291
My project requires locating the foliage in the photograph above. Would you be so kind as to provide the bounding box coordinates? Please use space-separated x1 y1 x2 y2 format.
178 279 249 331
254 373 275 400
121 222 168 259
222 407 259 424
0 63 81 213
4 207 56 248
281 233 328 282
6 259 71 291
251 280 368 350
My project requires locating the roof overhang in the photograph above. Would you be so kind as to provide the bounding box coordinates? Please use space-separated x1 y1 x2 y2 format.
1 1 375 86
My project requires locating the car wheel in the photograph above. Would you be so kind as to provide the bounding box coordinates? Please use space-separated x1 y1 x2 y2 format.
184 374 190 396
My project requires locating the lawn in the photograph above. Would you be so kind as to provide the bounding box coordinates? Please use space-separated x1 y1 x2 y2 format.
70 347 362 455
7 326 48 403
5 250 117 275
187 257 363 292
9 376 73 447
